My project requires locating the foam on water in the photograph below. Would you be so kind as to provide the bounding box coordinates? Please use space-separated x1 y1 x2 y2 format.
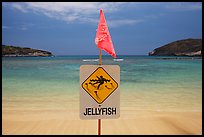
82 59 99 62
113 58 124 62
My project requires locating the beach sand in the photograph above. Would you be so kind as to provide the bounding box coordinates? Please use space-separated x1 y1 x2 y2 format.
2 110 202 135
2 104 202 135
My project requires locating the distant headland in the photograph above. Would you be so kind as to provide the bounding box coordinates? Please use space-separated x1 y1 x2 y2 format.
2 45 54 57
149 38 202 56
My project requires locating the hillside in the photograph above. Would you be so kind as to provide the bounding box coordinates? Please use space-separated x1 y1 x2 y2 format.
149 38 202 56
2 45 53 57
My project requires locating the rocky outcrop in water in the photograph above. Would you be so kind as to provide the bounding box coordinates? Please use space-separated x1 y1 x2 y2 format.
149 38 202 56
2 45 54 57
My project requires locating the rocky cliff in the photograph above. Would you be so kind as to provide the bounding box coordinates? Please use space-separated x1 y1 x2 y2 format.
2 45 54 57
149 38 202 56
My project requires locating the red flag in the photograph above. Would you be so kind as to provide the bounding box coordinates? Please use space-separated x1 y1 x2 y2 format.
95 9 116 58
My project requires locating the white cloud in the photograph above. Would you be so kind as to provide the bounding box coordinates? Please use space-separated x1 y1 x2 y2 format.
2 23 35 31
19 26 27 30
2 26 11 29
7 2 200 27
11 3 28 13
107 19 144 28
5 2 141 27
125 2 202 11
165 2 202 11
9 2 123 21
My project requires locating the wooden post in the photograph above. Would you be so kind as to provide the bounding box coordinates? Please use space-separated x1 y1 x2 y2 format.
98 49 102 135
98 119 101 135
99 49 102 65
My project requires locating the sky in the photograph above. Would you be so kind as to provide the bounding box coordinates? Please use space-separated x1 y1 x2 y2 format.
2 2 202 56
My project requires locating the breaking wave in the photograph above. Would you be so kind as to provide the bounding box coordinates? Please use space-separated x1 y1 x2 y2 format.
82 59 99 62
113 59 124 62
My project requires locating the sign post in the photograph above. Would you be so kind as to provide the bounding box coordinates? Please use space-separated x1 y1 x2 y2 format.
80 9 119 135
99 49 102 65
80 65 120 131
98 49 102 135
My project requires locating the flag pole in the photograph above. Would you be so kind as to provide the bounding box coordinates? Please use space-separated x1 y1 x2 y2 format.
99 49 102 65
98 49 102 135
98 119 101 135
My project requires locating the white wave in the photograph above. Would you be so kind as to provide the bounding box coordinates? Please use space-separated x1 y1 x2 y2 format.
82 59 99 62
113 58 124 62
134 64 148 67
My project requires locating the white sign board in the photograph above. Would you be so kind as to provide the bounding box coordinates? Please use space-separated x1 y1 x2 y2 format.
80 65 120 119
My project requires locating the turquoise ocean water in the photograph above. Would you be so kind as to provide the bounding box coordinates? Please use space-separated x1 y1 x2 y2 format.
2 55 202 112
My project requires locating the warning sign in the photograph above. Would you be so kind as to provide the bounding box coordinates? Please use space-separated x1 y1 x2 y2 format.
80 65 120 119
81 67 118 104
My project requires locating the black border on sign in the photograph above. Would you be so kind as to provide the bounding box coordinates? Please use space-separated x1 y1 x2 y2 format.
81 67 118 104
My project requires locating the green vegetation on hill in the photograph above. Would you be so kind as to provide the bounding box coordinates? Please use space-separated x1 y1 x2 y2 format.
2 45 53 57
149 38 202 56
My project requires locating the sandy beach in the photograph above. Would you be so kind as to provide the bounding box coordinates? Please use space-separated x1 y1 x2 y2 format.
2 96 202 135
2 110 202 135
